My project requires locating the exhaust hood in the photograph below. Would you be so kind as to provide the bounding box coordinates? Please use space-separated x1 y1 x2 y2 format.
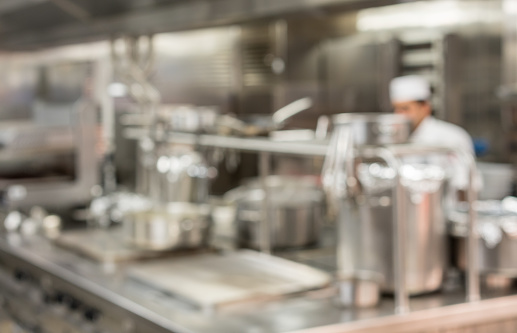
0 0 397 50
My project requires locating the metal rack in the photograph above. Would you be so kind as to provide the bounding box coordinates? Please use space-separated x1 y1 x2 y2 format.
125 127 480 313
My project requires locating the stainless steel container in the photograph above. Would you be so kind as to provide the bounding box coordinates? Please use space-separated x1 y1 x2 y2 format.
449 200 517 277
325 113 449 295
340 162 449 294
159 104 219 133
123 202 212 251
331 113 412 145
151 143 215 204
226 176 324 249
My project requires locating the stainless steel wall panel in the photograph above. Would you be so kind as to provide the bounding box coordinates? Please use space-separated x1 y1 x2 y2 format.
151 28 238 113
325 34 389 114
0 55 38 120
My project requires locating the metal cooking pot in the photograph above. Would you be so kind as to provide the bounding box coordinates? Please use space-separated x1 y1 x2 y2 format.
151 144 215 204
339 162 449 295
225 176 324 249
123 202 212 251
331 113 412 145
449 200 517 277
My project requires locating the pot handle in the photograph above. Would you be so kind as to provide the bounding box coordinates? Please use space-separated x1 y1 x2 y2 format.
272 97 313 125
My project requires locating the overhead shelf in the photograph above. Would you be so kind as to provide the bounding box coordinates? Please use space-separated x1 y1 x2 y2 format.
124 127 329 156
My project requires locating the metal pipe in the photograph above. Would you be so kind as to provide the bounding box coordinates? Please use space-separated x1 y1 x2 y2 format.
374 147 409 315
465 152 480 302
259 152 272 255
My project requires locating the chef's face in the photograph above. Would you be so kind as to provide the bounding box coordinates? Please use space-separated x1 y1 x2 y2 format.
392 100 431 129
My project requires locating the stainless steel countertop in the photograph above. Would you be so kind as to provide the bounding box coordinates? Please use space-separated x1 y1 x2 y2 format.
1 232 517 333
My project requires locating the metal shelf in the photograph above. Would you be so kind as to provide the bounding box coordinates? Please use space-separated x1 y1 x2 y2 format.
124 128 329 157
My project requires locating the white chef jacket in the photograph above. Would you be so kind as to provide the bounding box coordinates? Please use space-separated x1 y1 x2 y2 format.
406 116 479 190
410 116 474 156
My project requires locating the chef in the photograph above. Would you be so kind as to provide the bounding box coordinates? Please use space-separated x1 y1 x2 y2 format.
389 75 480 192
390 75 474 154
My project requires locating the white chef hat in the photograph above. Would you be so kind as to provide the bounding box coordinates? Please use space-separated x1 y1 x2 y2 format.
389 75 431 103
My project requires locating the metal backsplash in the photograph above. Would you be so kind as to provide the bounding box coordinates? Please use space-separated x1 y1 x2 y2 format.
0 54 37 120
151 28 237 112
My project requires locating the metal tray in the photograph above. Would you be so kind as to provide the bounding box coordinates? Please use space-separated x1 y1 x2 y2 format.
127 250 331 312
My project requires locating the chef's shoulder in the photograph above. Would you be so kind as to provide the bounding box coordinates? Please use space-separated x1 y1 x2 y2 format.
430 117 473 153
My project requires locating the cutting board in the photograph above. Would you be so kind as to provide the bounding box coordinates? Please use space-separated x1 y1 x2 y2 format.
127 250 331 311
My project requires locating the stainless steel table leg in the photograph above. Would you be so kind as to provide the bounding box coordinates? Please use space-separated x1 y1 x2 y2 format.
467 158 480 302
259 152 272 255
394 173 409 314
376 148 409 315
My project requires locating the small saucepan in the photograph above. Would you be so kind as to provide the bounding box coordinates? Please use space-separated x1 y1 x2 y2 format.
123 202 212 251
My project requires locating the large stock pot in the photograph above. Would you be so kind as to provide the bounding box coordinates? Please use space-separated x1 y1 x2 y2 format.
339 162 450 294
325 113 449 295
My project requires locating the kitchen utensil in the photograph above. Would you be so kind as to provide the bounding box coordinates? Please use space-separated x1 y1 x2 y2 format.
340 162 449 294
123 202 212 251
449 200 517 277
216 97 313 136
152 143 215 204
225 176 324 249
323 113 449 295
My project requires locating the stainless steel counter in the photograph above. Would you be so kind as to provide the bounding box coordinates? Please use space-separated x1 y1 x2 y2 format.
1 233 517 333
